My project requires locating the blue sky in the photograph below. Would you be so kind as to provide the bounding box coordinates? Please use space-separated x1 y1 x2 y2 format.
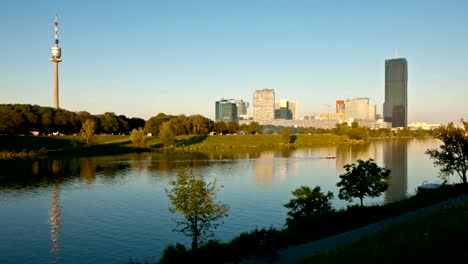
2 0 467 124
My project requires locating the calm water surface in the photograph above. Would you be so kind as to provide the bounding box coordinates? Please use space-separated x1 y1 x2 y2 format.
0 139 447 263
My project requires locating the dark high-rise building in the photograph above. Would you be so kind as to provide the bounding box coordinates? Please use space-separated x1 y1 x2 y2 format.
215 99 238 122
384 58 408 127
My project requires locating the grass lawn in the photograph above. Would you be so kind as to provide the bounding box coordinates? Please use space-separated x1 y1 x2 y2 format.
298 200 468 263
0 135 131 152
157 134 349 150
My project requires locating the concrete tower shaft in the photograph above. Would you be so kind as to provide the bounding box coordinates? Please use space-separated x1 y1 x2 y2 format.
50 14 62 109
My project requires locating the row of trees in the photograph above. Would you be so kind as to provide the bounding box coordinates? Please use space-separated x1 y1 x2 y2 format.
0 104 144 135
0 104 452 142
0 104 263 137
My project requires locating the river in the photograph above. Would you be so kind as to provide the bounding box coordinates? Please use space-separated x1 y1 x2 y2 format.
0 139 447 263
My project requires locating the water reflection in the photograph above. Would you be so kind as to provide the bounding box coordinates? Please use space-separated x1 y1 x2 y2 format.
383 140 408 203
50 183 61 263
254 152 276 185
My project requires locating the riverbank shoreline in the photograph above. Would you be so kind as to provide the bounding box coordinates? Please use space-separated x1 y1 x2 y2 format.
0 134 371 159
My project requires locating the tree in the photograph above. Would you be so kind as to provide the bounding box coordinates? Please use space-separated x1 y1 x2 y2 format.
188 114 212 135
214 121 227 135
130 127 147 147
281 128 291 145
425 119 468 184
144 113 172 135
337 158 391 207
166 169 229 249
247 122 262 135
159 121 175 148
81 119 96 147
226 121 240 134
284 186 334 225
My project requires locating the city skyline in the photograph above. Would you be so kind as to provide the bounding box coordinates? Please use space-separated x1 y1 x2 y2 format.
1 0 467 124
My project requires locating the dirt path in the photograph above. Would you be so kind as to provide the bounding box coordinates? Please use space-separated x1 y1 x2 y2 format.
241 195 468 264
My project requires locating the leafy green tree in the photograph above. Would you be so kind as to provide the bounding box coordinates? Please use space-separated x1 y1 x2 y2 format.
128 117 146 131
348 127 370 140
425 119 468 184
166 169 229 249
214 121 227 135
337 158 391 207
227 121 240 134
81 119 96 147
281 128 291 145
284 186 334 225
99 112 120 134
170 115 190 136
397 127 413 137
144 113 172 135
188 114 212 135
335 123 349 136
247 122 262 135
159 121 175 148
130 127 147 147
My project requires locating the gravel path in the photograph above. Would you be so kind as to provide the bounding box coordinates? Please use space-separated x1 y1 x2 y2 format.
240 195 468 264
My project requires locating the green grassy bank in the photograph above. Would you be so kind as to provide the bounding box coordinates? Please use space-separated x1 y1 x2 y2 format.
153 134 351 151
1 134 355 158
298 198 468 263
0 135 134 158
129 184 468 264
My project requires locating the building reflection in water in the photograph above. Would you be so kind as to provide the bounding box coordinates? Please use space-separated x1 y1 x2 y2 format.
253 152 276 185
335 143 376 175
383 140 408 203
253 150 298 185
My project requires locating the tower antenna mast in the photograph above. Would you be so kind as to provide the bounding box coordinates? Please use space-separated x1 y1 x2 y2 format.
50 13 62 109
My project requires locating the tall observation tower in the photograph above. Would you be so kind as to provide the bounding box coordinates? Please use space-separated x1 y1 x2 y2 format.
50 14 62 109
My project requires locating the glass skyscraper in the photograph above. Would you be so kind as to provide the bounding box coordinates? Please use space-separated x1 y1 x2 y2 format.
215 99 238 122
384 58 408 127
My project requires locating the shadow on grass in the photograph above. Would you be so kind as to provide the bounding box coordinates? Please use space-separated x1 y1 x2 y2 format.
0 135 83 152
49 140 141 157
175 135 208 147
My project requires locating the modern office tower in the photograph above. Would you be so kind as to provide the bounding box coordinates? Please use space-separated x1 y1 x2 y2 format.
336 100 345 114
275 99 293 120
289 101 298 120
215 99 238 122
253 89 275 123
384 58 408 127
50 14 62 109
344 98 376 121
234 100 249 119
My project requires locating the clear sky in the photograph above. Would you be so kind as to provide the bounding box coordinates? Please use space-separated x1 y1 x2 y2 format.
2 0 467 124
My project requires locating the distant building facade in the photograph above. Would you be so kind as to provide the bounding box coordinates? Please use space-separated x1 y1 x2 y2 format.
336 100 345 114
275 99 294 120
253 89 275 124
384 58 408 127
234 99 249 120
344 98 376 121
215 99 238 122
289 101 298 120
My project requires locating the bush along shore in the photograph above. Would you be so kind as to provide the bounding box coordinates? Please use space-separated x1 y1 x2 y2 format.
128 184 468 264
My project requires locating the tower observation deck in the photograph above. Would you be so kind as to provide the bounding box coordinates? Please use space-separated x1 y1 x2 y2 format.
50 14 62 109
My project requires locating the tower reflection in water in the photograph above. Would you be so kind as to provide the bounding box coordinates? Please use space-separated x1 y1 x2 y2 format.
49 160 62 263
383 140 408 203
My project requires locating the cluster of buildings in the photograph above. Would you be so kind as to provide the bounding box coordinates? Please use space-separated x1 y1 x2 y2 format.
215 57 409 129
